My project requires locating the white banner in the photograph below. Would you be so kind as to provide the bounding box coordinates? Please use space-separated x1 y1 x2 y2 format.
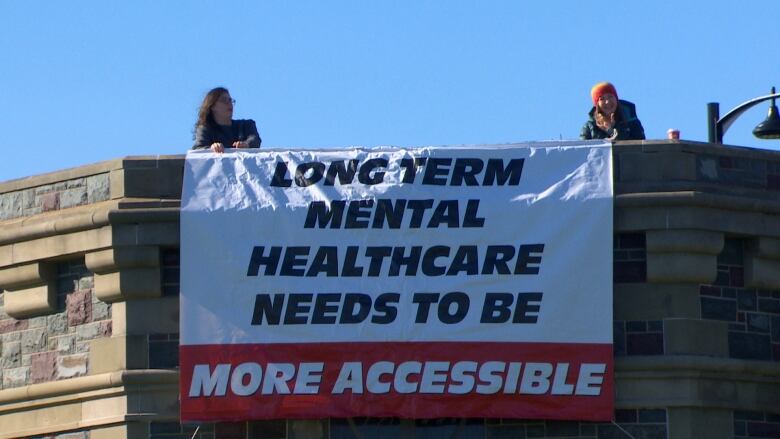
180 142 614 421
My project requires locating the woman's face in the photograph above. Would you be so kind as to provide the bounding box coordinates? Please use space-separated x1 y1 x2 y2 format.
597 93 618 115
211 92 234 121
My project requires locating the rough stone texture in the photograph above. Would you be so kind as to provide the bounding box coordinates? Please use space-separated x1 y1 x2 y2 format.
0 172 111 221
28 316 48 329
1 340 21 368
47 313 68 336
59 187 88 210
92 300 110 321
2 331 21 343
53 334 76 353
0 259 111 390
30 350 57 384
21 328 46 354
0 318 28 334
100 320 112 337
700 237 780 362
40 192 60 212
76 322 106 341
0 192 23 220
56 353 88 379
2 366 28 388
87 173 111 204
735 410 780 439
66 290 92 326
729 332 772 361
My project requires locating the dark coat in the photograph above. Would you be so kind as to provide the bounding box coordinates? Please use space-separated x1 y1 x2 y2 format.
192 119 262 149
580 100 645 141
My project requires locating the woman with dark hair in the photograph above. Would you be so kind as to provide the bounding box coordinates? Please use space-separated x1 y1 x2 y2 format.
580 82 645 141
192 87 261 152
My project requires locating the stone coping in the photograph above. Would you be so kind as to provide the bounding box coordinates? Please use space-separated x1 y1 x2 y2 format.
0 155 185 194
615 191 780 213
0 369 178 407
615 139 780 159
617 355 780 377
2 141 779 192
0 200 179 246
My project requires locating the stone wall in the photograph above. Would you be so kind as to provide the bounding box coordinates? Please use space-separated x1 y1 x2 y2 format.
1 143 780 439
734 411 780 438
0 174 110 221
700 238 780 361
0 259 111 390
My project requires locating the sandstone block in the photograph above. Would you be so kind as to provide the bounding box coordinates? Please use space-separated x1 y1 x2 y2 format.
94 268 161 303
646 229 723 254
89 335 148 374
749 236 780 258
647 253 717 284
668 408 733 439
664 318 729 357
85 246 160 274
614 284 701 320
745 256 780 290
0 262 56 290
620 151 696 182
56 353 88 379
4 283 57 319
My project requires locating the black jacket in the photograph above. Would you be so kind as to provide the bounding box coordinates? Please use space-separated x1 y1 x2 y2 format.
580 100 645 141
192 119 261 149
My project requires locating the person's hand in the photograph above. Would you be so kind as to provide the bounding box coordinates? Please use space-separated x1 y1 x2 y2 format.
210 142 225 153
607 128 619 141
232 140 249 148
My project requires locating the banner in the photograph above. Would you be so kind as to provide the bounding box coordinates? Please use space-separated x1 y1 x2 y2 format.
180 142 614 421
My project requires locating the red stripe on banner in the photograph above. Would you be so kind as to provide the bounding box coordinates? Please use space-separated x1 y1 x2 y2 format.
180 342 613 422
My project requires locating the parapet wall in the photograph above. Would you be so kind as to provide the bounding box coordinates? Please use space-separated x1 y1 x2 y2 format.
0 142 778 439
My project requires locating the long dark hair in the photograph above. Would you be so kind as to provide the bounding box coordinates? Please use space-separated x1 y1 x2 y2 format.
195 87 229 130
594 100 623 130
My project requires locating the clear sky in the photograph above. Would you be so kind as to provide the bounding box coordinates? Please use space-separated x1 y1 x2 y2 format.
2 1 779 183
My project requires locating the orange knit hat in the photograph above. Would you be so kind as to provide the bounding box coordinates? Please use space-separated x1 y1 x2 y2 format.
591 82 618 105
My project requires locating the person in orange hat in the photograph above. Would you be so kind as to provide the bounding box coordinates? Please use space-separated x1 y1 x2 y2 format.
580 82 645 141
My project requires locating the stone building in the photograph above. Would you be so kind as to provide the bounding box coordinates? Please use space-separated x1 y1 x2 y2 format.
0 141 778 439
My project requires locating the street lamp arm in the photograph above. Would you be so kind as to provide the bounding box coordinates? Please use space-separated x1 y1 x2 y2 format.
718 92 780 135
708 92 780 143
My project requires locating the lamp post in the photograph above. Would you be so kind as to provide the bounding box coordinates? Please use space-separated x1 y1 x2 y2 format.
707 87 780 143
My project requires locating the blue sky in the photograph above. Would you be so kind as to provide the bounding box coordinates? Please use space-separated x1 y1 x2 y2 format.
1 1 778 182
